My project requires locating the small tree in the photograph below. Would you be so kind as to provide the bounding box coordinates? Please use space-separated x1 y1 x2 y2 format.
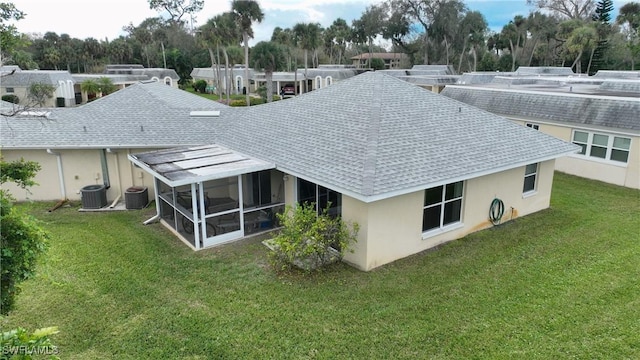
193 79 207 93
370 58 386 70
27 83 57 107
0 158 49 315
80 79 100 100
97 77 117 95
266 202 359 272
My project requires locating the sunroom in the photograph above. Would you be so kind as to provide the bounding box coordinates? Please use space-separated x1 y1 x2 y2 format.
128 145 286 250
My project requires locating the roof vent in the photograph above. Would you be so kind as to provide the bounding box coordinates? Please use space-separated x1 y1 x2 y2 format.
190 110 220 118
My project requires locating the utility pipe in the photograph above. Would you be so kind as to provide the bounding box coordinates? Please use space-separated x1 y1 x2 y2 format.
46 149 66 200
106 148 123 199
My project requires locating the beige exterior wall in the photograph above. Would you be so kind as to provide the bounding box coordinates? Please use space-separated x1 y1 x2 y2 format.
512 119 639 189
1 148 156 202
343 161 556 271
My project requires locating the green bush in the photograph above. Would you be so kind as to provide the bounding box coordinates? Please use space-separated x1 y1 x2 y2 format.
193 80 207 93
0 327 59 359
228 97 266 107
266 202 359 272
1 95 19 104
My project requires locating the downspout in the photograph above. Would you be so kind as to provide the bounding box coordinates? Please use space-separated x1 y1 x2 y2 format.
46 149 66 200
106 148 122 208
99 149 111 189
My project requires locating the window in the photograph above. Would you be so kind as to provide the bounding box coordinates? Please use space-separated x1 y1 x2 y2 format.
315 76 322 90
572 130 631 164
325 76 332 86
6 87 14 93
297 178 341 217
523 163 538 194
422 181 463 233
525 123 539 130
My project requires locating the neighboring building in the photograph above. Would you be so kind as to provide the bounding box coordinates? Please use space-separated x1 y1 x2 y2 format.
0 68 75 107
190 65 255 96
441 69 640 189
0 65 180 107
2 72 578 271
379 65 459 93
351 53 409 69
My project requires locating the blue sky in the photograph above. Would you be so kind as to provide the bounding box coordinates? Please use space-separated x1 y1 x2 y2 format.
13 0 625 46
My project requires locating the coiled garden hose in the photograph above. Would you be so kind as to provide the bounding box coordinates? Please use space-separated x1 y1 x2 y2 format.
489 198 505 226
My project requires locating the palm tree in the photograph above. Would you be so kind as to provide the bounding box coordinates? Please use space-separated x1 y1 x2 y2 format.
231 0 264 106
293 22 321 93
200 12 240 104
250 41 285 103
80 79 101 101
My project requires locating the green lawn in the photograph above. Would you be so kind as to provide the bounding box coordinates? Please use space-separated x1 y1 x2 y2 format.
2 172 639 359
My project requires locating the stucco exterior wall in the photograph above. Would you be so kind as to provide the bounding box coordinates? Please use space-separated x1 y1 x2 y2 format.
511 119 639 189
1 148 156 202
342 161 556 271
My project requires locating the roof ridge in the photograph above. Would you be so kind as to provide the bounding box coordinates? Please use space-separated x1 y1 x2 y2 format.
360 75 384 196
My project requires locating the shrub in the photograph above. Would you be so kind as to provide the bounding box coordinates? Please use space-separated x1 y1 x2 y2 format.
0 327 59 359
266 202 359 272
2 95 19 104
193 80 207 93
228 97 266 107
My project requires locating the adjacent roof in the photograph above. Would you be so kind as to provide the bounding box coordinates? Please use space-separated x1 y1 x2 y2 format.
0 70 74 87
0 81 228 149
441 85 640 132
213 72 578 202
351 53 408 60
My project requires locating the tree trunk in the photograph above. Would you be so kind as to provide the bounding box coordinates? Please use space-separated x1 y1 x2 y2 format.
304 49 308 93
571 50 583 73
243 32 250 106
223 48 230 104
510 40 517 72
527 38 539 66
472 46 478 72
586 47 596 75
294 63 298 96
457 37 468 74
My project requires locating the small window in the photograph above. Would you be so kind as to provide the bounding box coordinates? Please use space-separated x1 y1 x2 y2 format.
5 87 14 93
523 163 538 194
315 76 322 90
611 137 631 163
164 76 172 86
325 76 332 86
422 181 464 233
572 131 588 155
525 123 539 130
590 134 608 159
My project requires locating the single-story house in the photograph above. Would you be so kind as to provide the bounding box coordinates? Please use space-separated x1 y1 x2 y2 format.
351 53 409 69
441 70 640 189
0 68 76 107
2 72 579 271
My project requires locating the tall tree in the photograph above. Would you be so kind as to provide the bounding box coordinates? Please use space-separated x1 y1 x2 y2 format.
231 0 264 106
0 2 26 66
250 41 285 103
352 4 388 67
526 0 596 19
148 0 204 27
456 11 488 72
293 22 322 93
616 2 640 69
588 0 614 74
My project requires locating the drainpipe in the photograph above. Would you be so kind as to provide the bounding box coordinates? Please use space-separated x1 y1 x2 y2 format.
106 148 123 208
46 149 66 200
99 149 111 189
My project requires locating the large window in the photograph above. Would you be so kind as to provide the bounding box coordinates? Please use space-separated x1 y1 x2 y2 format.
422 181 464 233
297 178 341 217
523 163 538 194
572 130 631 163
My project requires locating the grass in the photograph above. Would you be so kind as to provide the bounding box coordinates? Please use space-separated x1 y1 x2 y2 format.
2 172 639 359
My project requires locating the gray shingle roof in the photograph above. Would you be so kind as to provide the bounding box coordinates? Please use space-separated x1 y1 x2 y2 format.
2 73 579 202
1 81 227 149
1 71 74 87
441 85 640 131
215 72 578 201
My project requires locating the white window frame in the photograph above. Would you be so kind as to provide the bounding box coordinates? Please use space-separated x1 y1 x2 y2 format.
315 76 322 90
523 163 538 196
325 76 333 86
571 130 631 165
422 181 464 238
